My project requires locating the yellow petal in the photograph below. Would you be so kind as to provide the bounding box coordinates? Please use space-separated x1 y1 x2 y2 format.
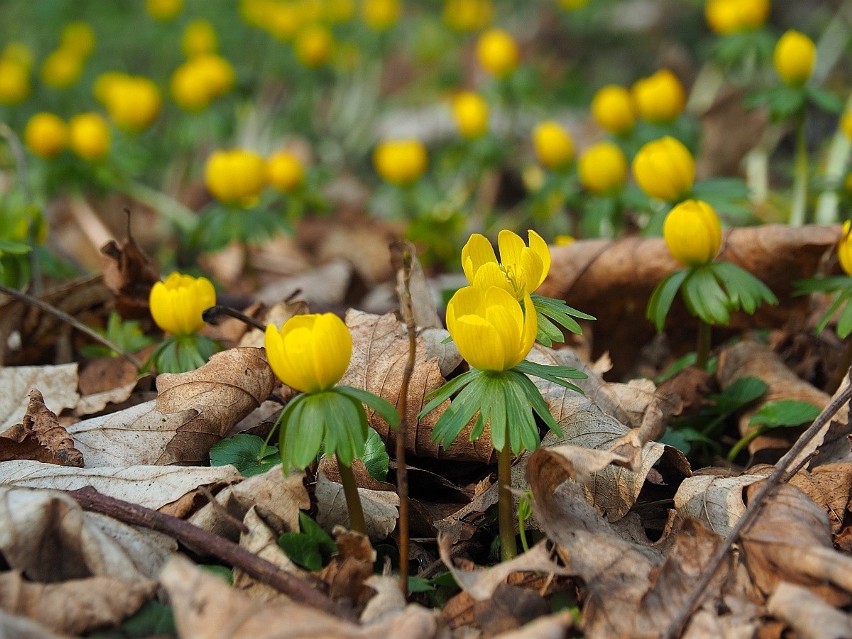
514 248 544 297
309 313 352 390
527 230 551 289
496 229 525 271
517 293 537 367
461 233 497 284
452 314 507 371
483 287 523 369
471 261 513 294
264 324 290 386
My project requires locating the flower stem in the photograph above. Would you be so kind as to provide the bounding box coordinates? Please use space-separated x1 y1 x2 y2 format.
695 320 712 372
789 117 808 226
497 444 517 561
336 456 366 535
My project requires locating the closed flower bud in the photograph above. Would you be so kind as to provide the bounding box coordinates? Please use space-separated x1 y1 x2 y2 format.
663 199 722 266
452 91 490 139
265 313 352 393
446 285 537 372
204 149 266 206
839 221 852 277
842 112 852 142
150 272 216 336
443 0 493 32
145 0 183 21
578 141 627 194
706 0 769 34
295 24 333 68
532 120 574 170
266 150 305 193
591 85 635 135
373 139 428 185
475 28 519 79
0 59 30 104
182 19 218 57
631 69 686 124
60 21 96 58
170 54 234 111
774 30 816 87
40 48 85 89
103 75 162 132
68 112 110 161
24 113 67 159
632 136 695 202
361 0 401 31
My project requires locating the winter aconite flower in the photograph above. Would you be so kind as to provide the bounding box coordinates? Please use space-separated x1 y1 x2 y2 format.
532 121 574 171
632 136 695 202
839 221 852 277
443 0 493 32
0 58 30 104
266 150 305 193
295 24 333 68
149 273 216 337
452 91 490 140
182 19 218 57
361 0 401 31
373 139 428 185
462 229 550 299
475 28 519 79
101 74 162 132
146 0 183 21
590 85 635 135
705 0 769 35
774 30 816 87
40 48 85 89
631 69 686 124
68 112 110 161
24 113 67 159
204 149 266 206
578 141 627 194
663 200 722 267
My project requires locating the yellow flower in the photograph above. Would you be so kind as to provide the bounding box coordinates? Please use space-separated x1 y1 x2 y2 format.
60 21 96 58
839 221 852 277
361 0 401 31
774 30 816 87
102 75 162 132
705 0 768 34
145 0 183 20
632 136 695 202
40 48 85 89
150 273 216 336
631 69 686 124
590 85 635 135
532 120 574 170
192 54 235 97
266 150 306 193
663 199 722 267
204 149 267 206
461 229 550 299
578 141 627 194
24 113 67 159
557 0 588 8
265 313 352 393
295 24 333 68
182 19 218 57
452 91 489 139
446 285 537 372
555 234 575 246
373 139 428 185
68 112 110 161
842 112 852 142
443 0 493 32
0 58 30 104
170 54 234 111
475 28 519 79
2 42 34 69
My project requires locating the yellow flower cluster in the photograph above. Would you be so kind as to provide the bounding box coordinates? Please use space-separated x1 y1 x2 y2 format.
24 111 111 162
171 54 235 112
205 148 308 205
96 73 162 132
149 272 216 336
373 139 429 185
704 0 769 35
40 21 95 90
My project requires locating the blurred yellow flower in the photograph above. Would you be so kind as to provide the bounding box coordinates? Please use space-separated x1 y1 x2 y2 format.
443 0 492 32
774 30 816 87
295 23 333 68
204 149 267 206
361 0 401 31
325 0 356 22
632 136 695 202
0 58 30 104
182 19 218 57
150 273 216 336
705 0 769 35
838 221 852 277
373 139 428 185
557 0 588 8
842 112 852 142
461 229 551 299
663 199 722 267
446 285 537 372
590 85 635 135
475 28 519 79
264 2 304 40
102 75 162 132
60 21 96 58
532 120 574 170
145 0 183 21
24 113 67 159
555 234 575 246
40 48 85 89
452 91 489 139
631 69 686 124
2 42 34 69
265 313 352 393
578 141 627 194
68 112 110 161
266 150 306 193
170 54 234 111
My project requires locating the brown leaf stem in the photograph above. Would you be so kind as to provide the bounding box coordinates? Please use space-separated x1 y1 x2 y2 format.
66 486 358 622
662 374 852 639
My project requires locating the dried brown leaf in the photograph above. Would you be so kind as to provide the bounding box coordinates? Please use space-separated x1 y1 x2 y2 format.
673 473 762 537
0 390 83 466
99 221 159 319
315 469 399 540
0 364 79 432
0 609 72 639
766 582 852 639
489 611 575 639
0 571 156 635
75 356 140 416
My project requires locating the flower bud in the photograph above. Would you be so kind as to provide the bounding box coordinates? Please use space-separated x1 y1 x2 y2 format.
632 136 695 202
295 24 333 68
705 0 768 34
590 85 635 135
452 91 490 140
373 139 428 185
361 0 401 31
24 113 67 159
839 221 852 277
68 112 110 161
266 150 305 193
204 149 266 206
532 121 574 170
773 30 816 87
475 28 519 79
0 59 30 104
40 48 85 89
631 69 686 124
663 199 722 266
578 141 627 194
150 272 216 336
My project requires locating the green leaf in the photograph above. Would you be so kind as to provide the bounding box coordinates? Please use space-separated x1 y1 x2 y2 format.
646 269 689 331
278 531 324 571
209 433 280 477
713 376 767 415
534 311 564 347
200 564 234 583
321 392 367 467
430 371 487 449
836 295 852 338
748 400 821 428
793 276 852 295
712 261 777 314
806 87 843 113
362 427 389 481
408 576 436 593
90 600 175 638
419 369 478 418
513 371 563 439
513 360 586 393
682 266 730 325
503 373 542 453
299 510 338 554
337 385 399 429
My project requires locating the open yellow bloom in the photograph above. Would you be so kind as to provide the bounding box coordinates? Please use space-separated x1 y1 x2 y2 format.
25 113 67 159
578 140 627 194
447 286 537 372
150 272 216 336
663 199 722 267
774 30 816 87
204 149 266 206
452 91 489 139
839 221 852 277
532 121 574 170
265 313 352 393
475 28 519 79
631 69 686 124
632 136 695 202
462 229 550 299
373 139 428 185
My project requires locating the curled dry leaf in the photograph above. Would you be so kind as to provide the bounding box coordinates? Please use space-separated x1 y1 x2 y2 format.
0 389 83 466
315 469 399 541
0 364 79 432
75 355 140 416
0 486 176 582
0 571 156 636
99 221 159 319
489 611 575 639
361 575 407 624
0 609 71 639
766 582 852 639
68 347 274 466
320 527 376 603
673 473 763 537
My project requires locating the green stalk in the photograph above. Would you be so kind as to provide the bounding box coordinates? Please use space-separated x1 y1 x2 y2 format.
695 320 712 372
789 117 808 226
497 444 517 561
336 456 366 535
